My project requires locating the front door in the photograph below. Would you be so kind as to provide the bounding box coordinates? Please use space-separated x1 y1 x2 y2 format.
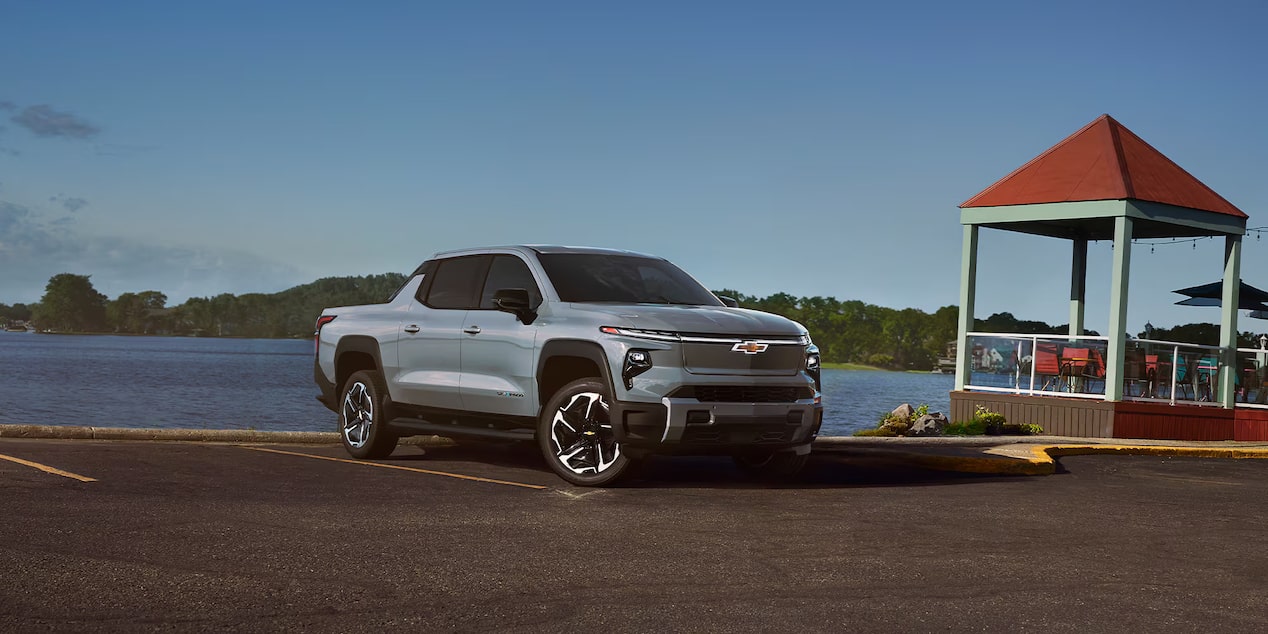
460 254 543 417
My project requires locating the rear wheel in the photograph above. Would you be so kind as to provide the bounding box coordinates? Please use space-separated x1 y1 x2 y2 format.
538 378 637 487
340 370 399 459
732 449 808 481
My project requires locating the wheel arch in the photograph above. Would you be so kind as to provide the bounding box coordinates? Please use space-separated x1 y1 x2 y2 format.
335 336 385 393
537 340 615 414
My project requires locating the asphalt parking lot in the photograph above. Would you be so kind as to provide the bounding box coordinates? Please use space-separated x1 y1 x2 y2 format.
2 438 1267 632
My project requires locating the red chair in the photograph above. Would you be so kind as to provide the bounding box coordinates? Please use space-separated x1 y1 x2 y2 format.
1145 354 1160 397
1035 343 1063 391
1060 347 1090 392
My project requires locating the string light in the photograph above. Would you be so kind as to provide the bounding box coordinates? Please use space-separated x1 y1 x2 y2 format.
1130 227 1268 253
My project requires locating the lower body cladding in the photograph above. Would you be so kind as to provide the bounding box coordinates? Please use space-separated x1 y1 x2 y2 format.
611 398 823 455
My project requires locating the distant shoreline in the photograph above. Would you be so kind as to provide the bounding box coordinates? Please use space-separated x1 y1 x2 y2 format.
822 362 885 372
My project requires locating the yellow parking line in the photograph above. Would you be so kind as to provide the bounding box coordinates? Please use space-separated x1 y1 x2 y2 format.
241 446 548 490
0 453 97 482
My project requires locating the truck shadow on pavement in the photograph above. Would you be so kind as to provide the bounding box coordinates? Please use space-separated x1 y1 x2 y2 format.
389 443 1030 490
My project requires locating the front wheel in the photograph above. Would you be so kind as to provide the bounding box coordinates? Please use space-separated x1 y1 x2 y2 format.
538 378 637 487
732 449 809 481
340 370 399 459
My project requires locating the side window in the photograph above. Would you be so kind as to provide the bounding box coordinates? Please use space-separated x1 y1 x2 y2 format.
423 256 487 309
479 255 542 309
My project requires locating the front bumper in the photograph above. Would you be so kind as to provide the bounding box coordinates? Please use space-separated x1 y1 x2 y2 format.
610 397 823 454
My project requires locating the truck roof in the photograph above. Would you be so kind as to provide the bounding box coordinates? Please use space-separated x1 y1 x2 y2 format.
430 245 662 259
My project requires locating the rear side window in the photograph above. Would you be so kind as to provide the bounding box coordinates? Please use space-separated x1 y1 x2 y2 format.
424 256 488 309
479 255 542 309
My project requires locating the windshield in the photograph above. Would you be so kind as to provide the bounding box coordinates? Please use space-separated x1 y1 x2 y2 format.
537 253 723 306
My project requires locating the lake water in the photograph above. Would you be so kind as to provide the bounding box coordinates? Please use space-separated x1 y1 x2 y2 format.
1 332 953 437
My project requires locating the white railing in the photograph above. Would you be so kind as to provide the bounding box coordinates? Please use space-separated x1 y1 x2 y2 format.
965 332 1268 410
1122 339 1226 407
964 332 1110 400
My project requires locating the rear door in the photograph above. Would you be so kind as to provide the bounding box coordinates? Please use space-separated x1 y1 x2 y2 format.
393 255 489 411
459 254 543 417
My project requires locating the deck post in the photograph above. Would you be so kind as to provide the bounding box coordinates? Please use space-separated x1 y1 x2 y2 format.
1106 217 1132 401
955 224 979 391
1070 238 1088 338
1219 236 1242 407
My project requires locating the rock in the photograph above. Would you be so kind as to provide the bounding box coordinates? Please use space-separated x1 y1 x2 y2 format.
890 403 915 420
909 412 949 437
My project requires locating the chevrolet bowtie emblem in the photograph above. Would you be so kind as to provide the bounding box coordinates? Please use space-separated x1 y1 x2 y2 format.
731 341 768 355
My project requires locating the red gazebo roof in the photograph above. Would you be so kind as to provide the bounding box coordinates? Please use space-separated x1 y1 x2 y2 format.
961 114 1246 218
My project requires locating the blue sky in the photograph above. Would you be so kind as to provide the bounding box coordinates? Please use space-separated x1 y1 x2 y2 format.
1 0 1265 333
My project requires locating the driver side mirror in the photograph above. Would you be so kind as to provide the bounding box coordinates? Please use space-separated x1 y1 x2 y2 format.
493 288 537 324
717 295 739 308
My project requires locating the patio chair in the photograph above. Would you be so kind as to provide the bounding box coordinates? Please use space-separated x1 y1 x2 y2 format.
1194 355 1220 401
1035 343 1064 392
1060 347 1091 392
1081 348 1106 393
1145 354 1161 398
1174 353 1202 400
1123 349 1148 397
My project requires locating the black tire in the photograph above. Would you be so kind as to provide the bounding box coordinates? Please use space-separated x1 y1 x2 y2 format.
339 370 399 459
732 449 809 481
538 377 637 487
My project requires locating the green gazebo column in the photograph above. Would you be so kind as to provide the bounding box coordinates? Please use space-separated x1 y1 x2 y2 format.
1070 238 1088 338
955 224 979 391
1105 217 1133 401
1219 236 1242 407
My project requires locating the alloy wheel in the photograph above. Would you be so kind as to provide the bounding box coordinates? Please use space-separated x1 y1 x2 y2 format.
549 392 621 475
342 381 373 449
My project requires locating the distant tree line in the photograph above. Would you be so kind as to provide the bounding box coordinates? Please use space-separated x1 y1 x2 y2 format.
9 273 1263 369
7 273 407 339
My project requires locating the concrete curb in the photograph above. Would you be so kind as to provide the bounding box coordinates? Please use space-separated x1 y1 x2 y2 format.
821 443 1268 477
0 424 455 447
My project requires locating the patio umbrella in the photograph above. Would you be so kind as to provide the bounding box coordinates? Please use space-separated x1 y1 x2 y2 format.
1174 296 1268 310
1173 279 1268 305
1173 279 1268 318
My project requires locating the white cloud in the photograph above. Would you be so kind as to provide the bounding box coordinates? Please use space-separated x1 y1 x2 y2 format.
0 200 304 303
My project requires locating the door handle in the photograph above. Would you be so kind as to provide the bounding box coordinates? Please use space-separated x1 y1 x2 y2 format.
463 326 482 335
403 324 420 334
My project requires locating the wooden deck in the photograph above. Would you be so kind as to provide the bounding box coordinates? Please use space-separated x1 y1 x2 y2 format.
950 391 1268 441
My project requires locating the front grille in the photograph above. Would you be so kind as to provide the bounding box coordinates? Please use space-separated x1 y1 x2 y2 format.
671 385 814 403
681 341 804 376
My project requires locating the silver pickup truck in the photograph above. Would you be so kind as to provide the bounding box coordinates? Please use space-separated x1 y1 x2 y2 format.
314 245 822 486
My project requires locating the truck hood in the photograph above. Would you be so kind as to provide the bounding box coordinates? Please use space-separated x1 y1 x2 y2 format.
567 303 806 337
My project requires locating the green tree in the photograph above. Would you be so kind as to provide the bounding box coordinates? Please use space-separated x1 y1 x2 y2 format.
0 302 34 325
31 273 109 332
107 291 168 333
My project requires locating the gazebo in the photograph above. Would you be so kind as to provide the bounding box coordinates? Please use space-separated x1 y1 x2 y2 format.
952 114 1267 440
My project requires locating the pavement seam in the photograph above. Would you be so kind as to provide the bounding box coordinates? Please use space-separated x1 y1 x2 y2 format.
240 446 549 490
0 452 98 482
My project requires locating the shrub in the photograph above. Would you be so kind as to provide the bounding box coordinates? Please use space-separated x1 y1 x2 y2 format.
1021 423 1044 435
946 406 1005 436
943 420 986 436
866 353 895 368
972 406 1007 428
